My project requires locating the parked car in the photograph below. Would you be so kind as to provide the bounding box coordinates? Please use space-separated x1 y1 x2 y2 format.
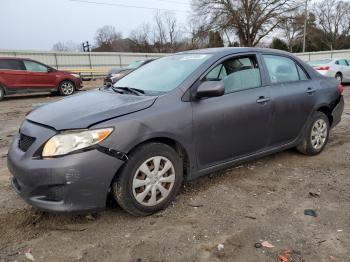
103 59 154 87
0 57 83 100
8 48 344 216
307 58 350 83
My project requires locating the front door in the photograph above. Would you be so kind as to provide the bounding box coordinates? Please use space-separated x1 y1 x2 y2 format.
23 60 56 89
192 54 272 169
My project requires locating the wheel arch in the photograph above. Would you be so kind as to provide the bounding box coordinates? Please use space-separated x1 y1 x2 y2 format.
106 136 191 207
335 71 343 78
126 137 191 179
316 105 333 126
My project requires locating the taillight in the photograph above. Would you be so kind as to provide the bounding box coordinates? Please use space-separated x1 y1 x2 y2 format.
315 66 330 70
338 84 344 94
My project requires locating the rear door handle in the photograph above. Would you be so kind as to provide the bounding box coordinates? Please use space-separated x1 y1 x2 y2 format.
256 96 271 104
306 87 316 94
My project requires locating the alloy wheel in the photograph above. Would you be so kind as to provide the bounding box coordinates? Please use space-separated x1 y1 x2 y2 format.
132 156 176 207
61 82 74 95
310 119 328 150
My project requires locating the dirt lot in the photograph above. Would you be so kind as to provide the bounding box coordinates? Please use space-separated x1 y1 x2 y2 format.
0 80 349 262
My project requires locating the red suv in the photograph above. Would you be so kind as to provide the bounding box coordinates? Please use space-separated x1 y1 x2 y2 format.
0 57 83 100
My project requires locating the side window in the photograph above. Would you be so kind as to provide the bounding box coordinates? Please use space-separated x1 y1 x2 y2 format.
263 55 299 83
23 60 48 72
0 59 25 70
205 56 261 93
297 64 309 81
205 64 227 81
338 59 348 66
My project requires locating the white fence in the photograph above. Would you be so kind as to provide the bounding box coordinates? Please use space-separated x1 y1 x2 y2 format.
295 49 350 61
1 48 350 77
0 49 167 78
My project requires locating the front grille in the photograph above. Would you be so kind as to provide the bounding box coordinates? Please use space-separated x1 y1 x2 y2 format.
18 133 36 152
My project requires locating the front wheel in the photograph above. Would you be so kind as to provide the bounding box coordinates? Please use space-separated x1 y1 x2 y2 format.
58 81 75 96
112 143 183 216
296 112 330 155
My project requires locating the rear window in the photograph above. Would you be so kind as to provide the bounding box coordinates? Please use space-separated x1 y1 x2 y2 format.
0 59 25 70
307 59 332 67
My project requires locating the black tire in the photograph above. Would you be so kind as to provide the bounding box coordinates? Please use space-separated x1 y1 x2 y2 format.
0 86 4 101
112 143 183 216
58 80 75 96
296 112 330 155
335 73 343 84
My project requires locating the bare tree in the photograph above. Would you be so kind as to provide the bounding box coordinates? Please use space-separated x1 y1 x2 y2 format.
129 23 153 52
94 25 122 48
152 12 182 52
153 12 168 52
313 0 350 50
52 41 81 52
192 0 300 47
279 12 305 52
165 13 180 51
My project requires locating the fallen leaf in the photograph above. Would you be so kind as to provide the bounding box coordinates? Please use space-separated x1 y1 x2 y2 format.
261 241 275 248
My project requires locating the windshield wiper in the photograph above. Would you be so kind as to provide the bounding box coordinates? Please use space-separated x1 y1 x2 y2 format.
112 86 145 96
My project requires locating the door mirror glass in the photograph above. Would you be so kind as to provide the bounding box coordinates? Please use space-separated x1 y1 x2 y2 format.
196 81 225 98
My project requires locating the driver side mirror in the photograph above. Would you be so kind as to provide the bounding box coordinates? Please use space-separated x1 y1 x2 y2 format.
47 67 55 73
196 81 225 99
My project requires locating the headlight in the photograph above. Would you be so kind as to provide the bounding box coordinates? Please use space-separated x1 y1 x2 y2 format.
70 73 80 78
42 128 113 157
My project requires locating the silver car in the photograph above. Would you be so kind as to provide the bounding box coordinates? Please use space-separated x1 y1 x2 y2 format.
307 58 350 83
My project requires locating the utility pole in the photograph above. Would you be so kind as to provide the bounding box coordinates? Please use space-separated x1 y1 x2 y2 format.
303 0 308 53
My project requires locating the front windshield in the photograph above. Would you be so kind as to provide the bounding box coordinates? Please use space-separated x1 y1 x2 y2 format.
126 60 145 69
114 54 212 93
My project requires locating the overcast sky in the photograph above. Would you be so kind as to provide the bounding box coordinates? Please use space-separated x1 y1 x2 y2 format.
0 0 191 51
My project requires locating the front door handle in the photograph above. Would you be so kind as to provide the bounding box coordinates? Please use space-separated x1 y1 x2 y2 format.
306 87 316 94
256 96 271 104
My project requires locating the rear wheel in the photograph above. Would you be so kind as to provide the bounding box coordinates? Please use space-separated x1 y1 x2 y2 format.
58 80 75 96
112 143 183 216
335 73 343 83
296 112 329 155
0 86 4 101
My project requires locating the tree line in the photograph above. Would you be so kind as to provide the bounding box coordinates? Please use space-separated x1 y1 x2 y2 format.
52 0 350 53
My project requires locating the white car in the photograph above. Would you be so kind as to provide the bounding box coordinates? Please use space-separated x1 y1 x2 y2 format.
307 59 350 83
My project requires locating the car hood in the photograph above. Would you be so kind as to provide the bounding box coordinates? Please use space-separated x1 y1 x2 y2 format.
26 89 157 130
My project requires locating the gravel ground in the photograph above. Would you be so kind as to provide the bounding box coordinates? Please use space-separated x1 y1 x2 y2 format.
0 80 349 262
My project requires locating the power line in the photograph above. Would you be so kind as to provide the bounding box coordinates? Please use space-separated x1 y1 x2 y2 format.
153 0 190 5
69 0 190 13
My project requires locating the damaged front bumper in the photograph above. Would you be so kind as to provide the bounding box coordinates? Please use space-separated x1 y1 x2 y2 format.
7 120 125 213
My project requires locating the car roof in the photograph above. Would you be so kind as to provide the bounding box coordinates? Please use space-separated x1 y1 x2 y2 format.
178 47 292 56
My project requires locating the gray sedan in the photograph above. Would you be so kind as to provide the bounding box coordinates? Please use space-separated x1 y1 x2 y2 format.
8 48 344 216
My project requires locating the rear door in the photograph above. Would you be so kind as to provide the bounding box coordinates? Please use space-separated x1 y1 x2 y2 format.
0 59 27 91
261 54 316 147
192 53 273 169
23 60 56 89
